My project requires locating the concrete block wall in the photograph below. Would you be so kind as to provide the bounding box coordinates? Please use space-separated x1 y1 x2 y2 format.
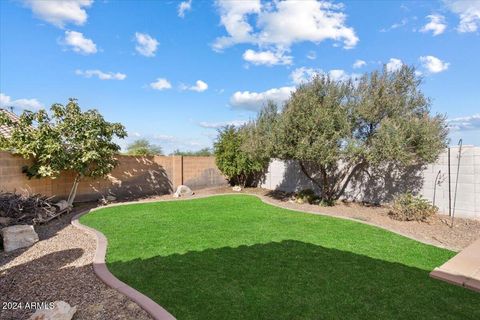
182 156 226 189
261 146 480 219
0 152 227 202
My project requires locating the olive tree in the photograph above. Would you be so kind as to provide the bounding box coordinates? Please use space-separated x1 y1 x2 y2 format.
270 65 448 203
0 99 127 206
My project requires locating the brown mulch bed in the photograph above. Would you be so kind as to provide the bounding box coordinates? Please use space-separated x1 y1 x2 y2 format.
1 186 479 320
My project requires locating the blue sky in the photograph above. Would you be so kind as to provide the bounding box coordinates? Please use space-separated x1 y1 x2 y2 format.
1 0 479 153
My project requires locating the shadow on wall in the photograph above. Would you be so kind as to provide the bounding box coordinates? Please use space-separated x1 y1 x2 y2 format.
271 160 425 203
346 163 426 204
77 156 173 201
106 240 480 320
270 160 321 194
184 168 227 190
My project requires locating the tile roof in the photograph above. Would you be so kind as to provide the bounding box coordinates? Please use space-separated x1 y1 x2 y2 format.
0 108 20 138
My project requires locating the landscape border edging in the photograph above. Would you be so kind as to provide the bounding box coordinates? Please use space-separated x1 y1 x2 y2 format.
71 210 176 320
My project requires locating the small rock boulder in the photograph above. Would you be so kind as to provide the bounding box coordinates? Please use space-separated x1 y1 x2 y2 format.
232 186 242 192
29 301 77 320
1 225 39 252
106 195 117 202
173 185 194 198
54 200 70 212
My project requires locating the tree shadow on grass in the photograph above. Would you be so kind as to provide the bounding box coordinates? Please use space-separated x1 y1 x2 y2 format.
108 240 480 320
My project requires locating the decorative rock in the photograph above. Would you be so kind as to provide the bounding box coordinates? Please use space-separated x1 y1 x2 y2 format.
54 200 70 211
106 195 117 202
173 185 194 198
29 301 77 320
232 186 242 192
1 225 39 252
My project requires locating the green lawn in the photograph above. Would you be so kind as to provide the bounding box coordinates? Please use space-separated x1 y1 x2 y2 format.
80 195 480 320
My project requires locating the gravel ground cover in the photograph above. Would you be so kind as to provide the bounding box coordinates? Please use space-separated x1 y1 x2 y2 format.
0 205 152 320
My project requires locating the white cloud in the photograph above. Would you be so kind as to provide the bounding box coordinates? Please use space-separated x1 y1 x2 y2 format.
181 80 209 92
445 0 480 33
242 49 292 66
328 69 360 82
420 14 447 36
23 0 93 28
230 86 295 111
307 51 317 60
214 0 358 64
178 0 192 18
290 67 359 85
63 30 97 54
134 32 159 57
353 59 366 69
380 18 408 32
75 69 126 80
0 93 43 111
448 114 480 131
385 58 403 72
199 120 247 129
290 67 318 85
150 78 172 90
419 55 450 73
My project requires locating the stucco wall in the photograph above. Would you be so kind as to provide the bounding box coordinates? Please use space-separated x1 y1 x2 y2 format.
261 146 480 219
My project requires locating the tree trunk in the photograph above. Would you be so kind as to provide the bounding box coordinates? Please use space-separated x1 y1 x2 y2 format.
299 161 322 190
67 174 81 206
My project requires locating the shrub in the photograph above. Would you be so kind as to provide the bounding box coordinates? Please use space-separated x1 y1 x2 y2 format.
295 189 318 204
389 193 438 221
294 189 337 206
214 126 268 187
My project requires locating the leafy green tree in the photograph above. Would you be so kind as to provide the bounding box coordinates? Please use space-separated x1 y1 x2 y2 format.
214 125 268 187
126 138 163 156
270 65 448 203
171 147 213 156
0 99 127 205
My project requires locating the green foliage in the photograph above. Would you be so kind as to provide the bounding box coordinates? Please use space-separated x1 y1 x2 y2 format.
171 147 213 156
0 99 126 204
264 66 448 202
389 193 438 221
214 125 268 186
295 189 318 204
126 138 163 156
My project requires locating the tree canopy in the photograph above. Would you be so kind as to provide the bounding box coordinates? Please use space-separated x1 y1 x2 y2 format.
171 147 213 156
252 65 448 203
0 98 127 205
214 125 269 187
126 138 163 156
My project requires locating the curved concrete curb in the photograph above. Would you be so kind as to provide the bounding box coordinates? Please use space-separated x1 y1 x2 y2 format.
71 210 176 320
71 192 466 319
